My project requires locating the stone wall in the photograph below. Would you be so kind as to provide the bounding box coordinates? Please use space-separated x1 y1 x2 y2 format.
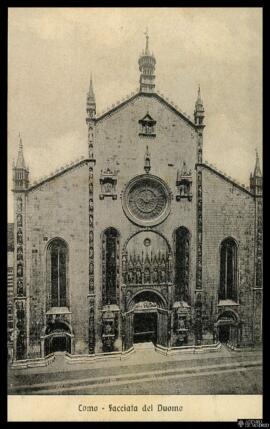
202 166 256 345
25 163 89 357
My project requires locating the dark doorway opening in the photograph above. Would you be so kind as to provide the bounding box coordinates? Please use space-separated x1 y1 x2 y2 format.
219 325 230 343
50 335 70 353
133 312 157 344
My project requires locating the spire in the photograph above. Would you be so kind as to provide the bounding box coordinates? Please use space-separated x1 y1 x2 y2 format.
250 149 263 195
138 30 156 93
16 133 26 169
144 145 151 173
194 85 205 126
88 73 95 101
254 149 262 177
86 73 96 120
13 133 29 190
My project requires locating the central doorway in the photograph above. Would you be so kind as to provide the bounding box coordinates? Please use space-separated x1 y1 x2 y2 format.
133 312 157 344
218 325 230 343
51 336 69 352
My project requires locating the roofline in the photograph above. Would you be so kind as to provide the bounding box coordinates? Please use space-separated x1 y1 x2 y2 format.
96 91 197 129
23 158 94 193
197 162 254 196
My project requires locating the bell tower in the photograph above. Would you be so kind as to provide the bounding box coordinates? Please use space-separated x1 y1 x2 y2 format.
138 30 156 93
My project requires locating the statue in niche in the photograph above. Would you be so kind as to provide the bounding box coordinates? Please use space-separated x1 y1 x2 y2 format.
17 279 24 295
178 318 186 330
152 268 158 283
89 263 94 275
100 167 117 199
159 267 166 283
17 264 23 277
179 183 186 196
128 269 134 284
176 162 192 201
104 182 113 193
17 214 22 227
17 197 22 212
17 229 23 244
144 267 151 283
104 322 113 335
136 268 142 284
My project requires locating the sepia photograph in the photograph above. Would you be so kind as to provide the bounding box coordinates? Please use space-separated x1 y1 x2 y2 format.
7 6 263 421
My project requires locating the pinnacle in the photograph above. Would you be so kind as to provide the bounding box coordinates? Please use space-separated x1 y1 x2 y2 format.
254 149 262 177
88 73 95 100
16 133 27 169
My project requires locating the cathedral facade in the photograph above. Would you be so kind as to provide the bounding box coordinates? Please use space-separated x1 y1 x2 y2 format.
12 36 263 364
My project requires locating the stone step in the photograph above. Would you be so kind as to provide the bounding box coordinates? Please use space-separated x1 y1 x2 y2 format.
133 342 155 350
9 359 262 395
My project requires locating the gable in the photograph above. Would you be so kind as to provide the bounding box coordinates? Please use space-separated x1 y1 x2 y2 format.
95 93 197 199
96 92 195 129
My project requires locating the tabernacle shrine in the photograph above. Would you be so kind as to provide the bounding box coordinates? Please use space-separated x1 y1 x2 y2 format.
12 34 262 363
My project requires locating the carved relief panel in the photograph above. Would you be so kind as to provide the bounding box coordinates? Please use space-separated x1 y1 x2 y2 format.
123 231 172 287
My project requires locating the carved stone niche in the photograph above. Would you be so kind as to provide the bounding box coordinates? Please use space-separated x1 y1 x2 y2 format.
102 308 116 352
172 301 191 346
99 167 117 200
176 162 192 201
139 113 156 138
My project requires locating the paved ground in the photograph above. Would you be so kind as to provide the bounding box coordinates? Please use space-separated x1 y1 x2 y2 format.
8 344 262 395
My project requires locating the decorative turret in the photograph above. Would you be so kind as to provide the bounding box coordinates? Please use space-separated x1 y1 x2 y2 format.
86 74 96 120
13 134 29 190
194 85 205 127
250 149 263 195
138 30 156 93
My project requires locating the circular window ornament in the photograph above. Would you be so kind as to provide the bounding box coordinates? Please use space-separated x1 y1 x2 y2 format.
144 238 151 247
122 174 171 226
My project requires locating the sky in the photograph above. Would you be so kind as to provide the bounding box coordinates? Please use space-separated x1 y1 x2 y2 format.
8 7 262 222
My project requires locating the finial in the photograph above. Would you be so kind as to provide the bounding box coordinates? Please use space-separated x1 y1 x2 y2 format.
18 132 23 151
196 84 202 104
144 27 149 54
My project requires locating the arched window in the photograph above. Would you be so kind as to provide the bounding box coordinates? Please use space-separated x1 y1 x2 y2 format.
47 239 68 308
219 238 237 301
175 227 190 302
102 228 120 305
